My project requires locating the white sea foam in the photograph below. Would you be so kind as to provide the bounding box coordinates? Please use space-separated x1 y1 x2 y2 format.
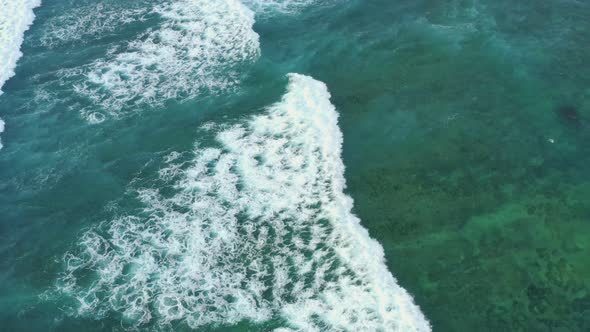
37 2 150 48
31 0 322 123
0 0 41 149
0 0 40 94
243 0 319 14
69 0 260 118
0 118 4 150
58 74 430 331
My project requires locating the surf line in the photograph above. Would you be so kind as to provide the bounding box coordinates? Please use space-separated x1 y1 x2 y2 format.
0 0 42 149
57 73 431 331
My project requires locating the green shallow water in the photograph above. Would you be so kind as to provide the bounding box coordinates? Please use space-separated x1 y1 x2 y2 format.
259 1 590 330
1 0 589 330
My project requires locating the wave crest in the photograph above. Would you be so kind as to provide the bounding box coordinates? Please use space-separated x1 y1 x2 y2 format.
57 74 430 331
0 0 41 149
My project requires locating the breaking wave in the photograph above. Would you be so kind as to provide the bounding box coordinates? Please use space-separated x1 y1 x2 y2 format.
0 0 41 148
18 0 327 124
57 74 430 331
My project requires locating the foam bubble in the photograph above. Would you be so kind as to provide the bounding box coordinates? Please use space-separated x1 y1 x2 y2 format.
69 0 260 117
0 0 41 149
57 74 430 331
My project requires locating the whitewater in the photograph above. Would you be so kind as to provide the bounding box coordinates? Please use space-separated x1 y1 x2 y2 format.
58 74 430 331
0 0 41 149
1 0 430 330
31 0 261 123
2 0 590 330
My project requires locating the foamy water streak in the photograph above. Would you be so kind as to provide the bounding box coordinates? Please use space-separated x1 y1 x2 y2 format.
24 0 322 124
0 119 4 150
37 2 150 48
243 0 319 14
69 0 260 120
58 74 430 331
0 0 41 149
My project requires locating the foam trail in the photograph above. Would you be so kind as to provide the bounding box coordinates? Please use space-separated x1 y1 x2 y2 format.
37 2 150 48
69 0 260 120
243 0 319 14
57 74 430 331
23 0 317 124
0 0 41 149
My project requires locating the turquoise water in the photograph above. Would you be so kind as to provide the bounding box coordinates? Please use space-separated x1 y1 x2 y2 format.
1 0 590 331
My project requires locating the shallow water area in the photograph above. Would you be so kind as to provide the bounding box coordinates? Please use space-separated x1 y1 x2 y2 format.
1 0 590 331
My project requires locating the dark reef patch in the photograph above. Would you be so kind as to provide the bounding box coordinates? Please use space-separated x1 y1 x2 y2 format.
555 105 582 127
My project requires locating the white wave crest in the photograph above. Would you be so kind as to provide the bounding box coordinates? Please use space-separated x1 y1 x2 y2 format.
70 0 260 117
0 0 41 149
58 74 430 331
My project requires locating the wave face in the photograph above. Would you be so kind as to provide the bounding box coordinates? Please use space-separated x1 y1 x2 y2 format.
0 0 41 149
57 74 430 331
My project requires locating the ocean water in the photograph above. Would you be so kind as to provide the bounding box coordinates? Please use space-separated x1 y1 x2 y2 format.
0 0 589 331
